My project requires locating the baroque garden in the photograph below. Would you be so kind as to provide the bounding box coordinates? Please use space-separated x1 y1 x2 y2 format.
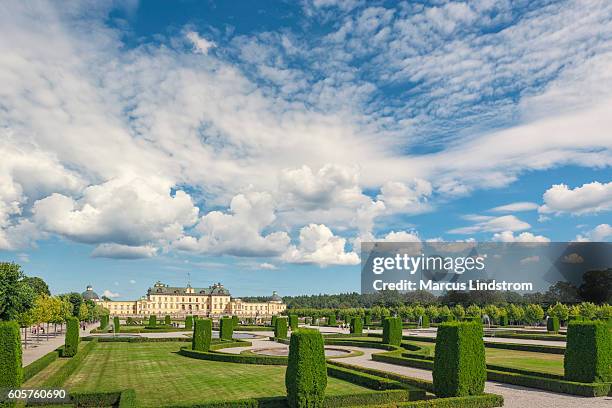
1 262 611 408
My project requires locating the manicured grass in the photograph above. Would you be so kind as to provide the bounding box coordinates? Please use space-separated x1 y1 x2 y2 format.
24 342 89 388
63 342 371 407
485 348 563 375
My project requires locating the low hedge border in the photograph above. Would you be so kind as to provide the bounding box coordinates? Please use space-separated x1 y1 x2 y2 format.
391 393 504 408
81 336 192 343
327 364 423 396
490 332 566 342
23 348 61 382
178 347 287 365
236 326 273 331
43 340 98 388
402 334 566 354
209 339 252 350
27 389 136 407
323 338 400 351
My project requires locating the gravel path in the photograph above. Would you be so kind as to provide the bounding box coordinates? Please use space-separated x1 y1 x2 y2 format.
22 323 97 366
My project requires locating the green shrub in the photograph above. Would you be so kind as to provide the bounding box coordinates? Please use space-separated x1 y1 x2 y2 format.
113 316 120 333
0 321 23 389
271 315 278 328
382 317 402 346
289 314 298 330
119 389 137 408
185 315 193 330
149 315 157 326
327 313 336 326
275 317 288 339
100 314 109 329
440 315 455 322
285 329 327 407
564 320 612 383
498 315 508 327
179 347 286 365
350 317 363 335
421 315 430 328
364 312 372 326
220 317 234 340
232 315 239 328
165 315 171 325
192 318 212 351
64 316 80 357
433 321 486 397
547 317 560 332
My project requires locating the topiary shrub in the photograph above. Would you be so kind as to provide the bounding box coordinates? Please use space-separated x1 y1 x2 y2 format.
433 321 486 397
149 315 156 327
289 314 298 330
364 312 372 326
285 329 327 407
192 318 212 351
100 314 109 330
232 315 239 328
350 317 363 335
271 315 278 328
113 316 120 333
64 317 80 357
185 315 193 331
499 315 508 327
275 317 288 339
327 313 336 326
382 317 402 346
421 315 430 328
165 315 171 325
220 317 234 340
564 320 612 383
547 317 560 333
0 321 23 390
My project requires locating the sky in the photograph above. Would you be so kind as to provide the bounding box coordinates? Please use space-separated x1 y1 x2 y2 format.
0 0 611 299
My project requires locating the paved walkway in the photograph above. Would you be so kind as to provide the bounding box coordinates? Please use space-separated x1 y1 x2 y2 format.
218 335 609 408
22 323 97 366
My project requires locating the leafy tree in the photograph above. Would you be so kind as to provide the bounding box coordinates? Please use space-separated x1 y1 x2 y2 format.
579 302 597 320
466 304 482 317
0 262 36 321
78 303 89 322
507 304 525 324
452 304 465 320
413 305 426 319
524 304 544 325
483 305 500 322
426 305 440 321
578 269 611 303
21 276 50 296
547 302 569 321
63 292 84 317
545 281 578 303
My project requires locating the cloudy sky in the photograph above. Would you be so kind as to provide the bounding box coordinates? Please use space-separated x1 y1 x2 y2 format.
1 0 611 298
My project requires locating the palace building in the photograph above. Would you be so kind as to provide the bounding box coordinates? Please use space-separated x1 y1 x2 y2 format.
83 281 286 318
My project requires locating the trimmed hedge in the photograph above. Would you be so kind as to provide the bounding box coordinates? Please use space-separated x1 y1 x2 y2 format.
394 394 504 408
433 321 486 397
100 314 109 330
185 315 193 331
0 321 23 389
232 315 239 328
64 316 80 357
383 317 403 346
327 365 418 393
149 315 157 326
547 316 560 332
327 313 336 326
23 348 60 382
44 340 98 387
565 320 612 383
420 315 430 328
286 329 327 408
498 315 508 327
271 315 278 328
165 315 172 325
179 347 287 365
67 389 136 408
113 316 120 333
220 317 234 340
275 317 288 339
193 318 212 352
82 335 192 343
350 317 363 335
364 312 372 326
289 314 298 330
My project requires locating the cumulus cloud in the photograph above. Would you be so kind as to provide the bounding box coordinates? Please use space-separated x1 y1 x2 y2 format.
91 243 157 259
283 224 359 266
377 179 432 213
491 231 550 243
490 202 539 213
449 215 530 235
539 182 612 215
575 224 612 242
259 262 278 270
186 31 216 54
102 289 120 298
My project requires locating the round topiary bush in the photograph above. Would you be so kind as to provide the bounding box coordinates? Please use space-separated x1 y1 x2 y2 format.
0 321 23 389
382 317 402 346
64 316 80 357
285 329 327 408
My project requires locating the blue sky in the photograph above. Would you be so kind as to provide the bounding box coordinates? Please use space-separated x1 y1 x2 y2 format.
0 0 611 299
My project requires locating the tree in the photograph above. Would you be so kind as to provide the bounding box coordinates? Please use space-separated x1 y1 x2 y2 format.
524 304 544 325
578 269 611 304
32 295 53 341
452 304 465 320
0 262 36 321
78 303 89 322
545 281 578 303
63 292 84 317
547 302 569 322
507 304 525 324
426 305 440 321
579 302 597 320
466 304 482 317
21 276 50 297
483 305 500 322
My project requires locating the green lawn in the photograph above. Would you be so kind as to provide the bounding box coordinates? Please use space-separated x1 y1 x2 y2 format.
63 342 371 407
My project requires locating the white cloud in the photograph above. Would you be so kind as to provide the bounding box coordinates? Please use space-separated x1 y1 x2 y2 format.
102 289 120 298
377 179 432 213
259 262 277 270
575 224 612 242
91 244 157 259
186 31 216 54
283 224 359 266
491 231 550 243
520 255 540 264
490 202 538 213
129 279 136 284
539 181 612 215
449 215 530 235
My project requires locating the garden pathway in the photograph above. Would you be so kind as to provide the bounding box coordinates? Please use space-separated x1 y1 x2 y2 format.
22 323 97 366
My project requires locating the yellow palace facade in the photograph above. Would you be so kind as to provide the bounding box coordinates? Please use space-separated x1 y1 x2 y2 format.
83 281 286 318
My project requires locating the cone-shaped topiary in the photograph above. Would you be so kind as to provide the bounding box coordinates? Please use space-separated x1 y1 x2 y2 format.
185 315 193 330
220 317 234 340
192 318 212 351
285 329 327 408
0 321 23 389
289 314 298 330
433 321 486 397
350 317 363 335
275 316 288 339
564 320 612 383
113 316 120 333
64 316 80 357
382 317 402 346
